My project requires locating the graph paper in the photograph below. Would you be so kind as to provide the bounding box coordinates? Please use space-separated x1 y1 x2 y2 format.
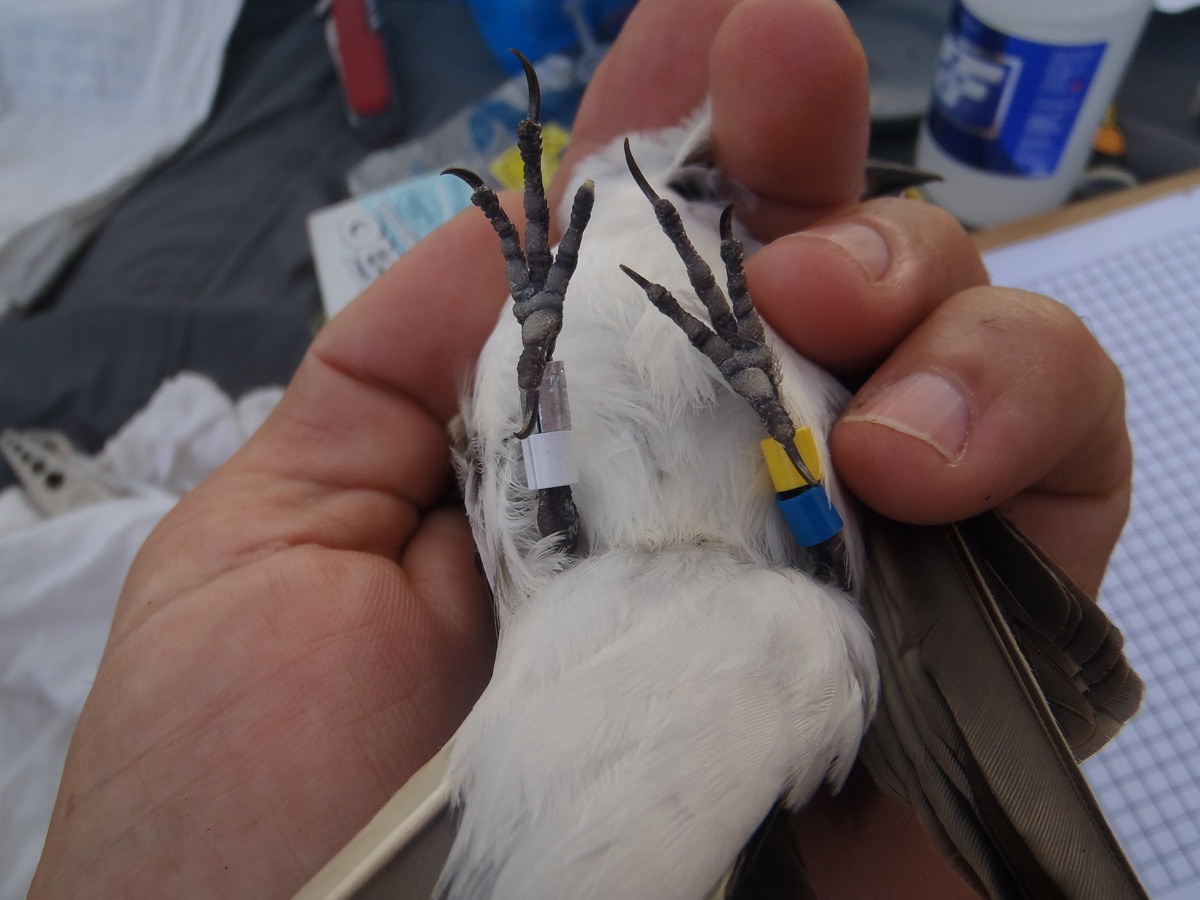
985 183 1200 900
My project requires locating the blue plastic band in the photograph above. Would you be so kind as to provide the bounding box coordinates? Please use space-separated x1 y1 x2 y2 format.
776 485 843 547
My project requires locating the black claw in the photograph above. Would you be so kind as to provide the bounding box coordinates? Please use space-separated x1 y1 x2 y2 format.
442 166 487 190
515 52 552 310
719 205 735 242
445 169 530 304
510 49 541 123
619 264 652 290
624 142 736 336
717 206 767 348
623 266 733 370
624 138 661 205
515 393 539 440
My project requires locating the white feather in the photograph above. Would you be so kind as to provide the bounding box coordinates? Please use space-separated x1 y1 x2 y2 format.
448 110 878 899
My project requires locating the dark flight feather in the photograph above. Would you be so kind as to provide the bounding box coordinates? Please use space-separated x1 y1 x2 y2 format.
857 510 1146 899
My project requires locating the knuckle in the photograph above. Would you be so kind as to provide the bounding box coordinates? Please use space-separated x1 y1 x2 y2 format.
1008 289 1122 392
862 196 988 293
944 285 1130 489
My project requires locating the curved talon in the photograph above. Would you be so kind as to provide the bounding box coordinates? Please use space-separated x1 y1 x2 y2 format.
515 395 539 440
443 166 486 191
510 49 541 123
623 138 661 205
719 206 735 242
783 442 818 488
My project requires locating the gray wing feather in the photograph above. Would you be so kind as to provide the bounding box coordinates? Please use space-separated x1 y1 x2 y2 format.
959 513 1144 759
858 510 1147 900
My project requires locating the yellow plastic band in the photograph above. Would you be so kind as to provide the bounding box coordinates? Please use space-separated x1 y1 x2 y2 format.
760 426 823 491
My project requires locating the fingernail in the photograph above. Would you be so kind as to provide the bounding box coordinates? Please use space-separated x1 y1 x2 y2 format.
806 221 890 281
844 370 970 462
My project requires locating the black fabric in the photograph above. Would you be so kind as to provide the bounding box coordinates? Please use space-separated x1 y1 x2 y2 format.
1116 8 1200 180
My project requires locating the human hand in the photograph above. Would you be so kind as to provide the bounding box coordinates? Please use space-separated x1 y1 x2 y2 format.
560 0 1129 599
31 1 1130 897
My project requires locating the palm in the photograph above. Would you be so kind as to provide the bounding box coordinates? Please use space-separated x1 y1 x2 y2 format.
35 397 495 893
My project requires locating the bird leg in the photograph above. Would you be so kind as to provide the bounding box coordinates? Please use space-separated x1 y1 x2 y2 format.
445 50 593 552
619 140 816 487
621 143 856 589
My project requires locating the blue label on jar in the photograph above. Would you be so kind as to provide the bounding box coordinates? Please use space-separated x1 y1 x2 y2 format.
927 3 1106 177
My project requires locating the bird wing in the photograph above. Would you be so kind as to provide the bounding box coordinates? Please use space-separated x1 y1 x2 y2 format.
858 509 1147 899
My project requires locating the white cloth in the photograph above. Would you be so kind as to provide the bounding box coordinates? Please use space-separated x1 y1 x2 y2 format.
0 0 245 315
0 372 281 900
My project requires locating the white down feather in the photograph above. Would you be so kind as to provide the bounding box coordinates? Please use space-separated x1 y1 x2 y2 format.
447 111 879 900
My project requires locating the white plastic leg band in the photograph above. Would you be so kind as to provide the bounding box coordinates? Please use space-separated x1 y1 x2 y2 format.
522 430 578 489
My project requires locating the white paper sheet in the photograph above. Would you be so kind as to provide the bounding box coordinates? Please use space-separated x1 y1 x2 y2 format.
0 0 244 315
985 183 1200 899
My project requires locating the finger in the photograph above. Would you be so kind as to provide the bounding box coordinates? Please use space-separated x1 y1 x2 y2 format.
749 198 989 376
748 197 1130 590
709 0 870 235
553 0 868 233
554 0 738 195
830 287 1131 594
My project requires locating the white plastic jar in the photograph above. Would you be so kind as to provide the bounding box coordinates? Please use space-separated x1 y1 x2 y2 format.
915 0 1154 227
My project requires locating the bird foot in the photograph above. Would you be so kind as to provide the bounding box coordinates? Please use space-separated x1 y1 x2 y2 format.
619 141 817 486
445 50 592 552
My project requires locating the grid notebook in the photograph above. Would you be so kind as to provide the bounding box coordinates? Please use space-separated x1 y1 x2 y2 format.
984 184 1200 900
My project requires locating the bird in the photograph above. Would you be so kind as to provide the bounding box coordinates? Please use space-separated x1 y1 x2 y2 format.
295 52 1146 900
